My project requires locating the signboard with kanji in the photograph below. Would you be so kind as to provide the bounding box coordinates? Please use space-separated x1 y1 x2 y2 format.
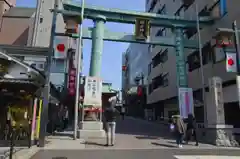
135 18 150 40
83 76 102 107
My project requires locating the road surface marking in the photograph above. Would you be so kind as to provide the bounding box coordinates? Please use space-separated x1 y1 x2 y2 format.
174 155 240 159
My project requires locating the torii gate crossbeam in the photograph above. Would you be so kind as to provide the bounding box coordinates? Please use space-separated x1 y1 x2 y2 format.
55 28 198 49
59 2 214 87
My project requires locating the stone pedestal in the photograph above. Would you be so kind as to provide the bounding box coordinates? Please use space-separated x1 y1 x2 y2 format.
207 124 239 147
77 121 105 139
205 77 239 147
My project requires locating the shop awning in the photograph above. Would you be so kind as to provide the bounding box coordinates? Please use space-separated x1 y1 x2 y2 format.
0 49 61 101
0 49 45 83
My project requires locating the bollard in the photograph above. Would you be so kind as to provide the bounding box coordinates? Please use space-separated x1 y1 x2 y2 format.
9 121 16 159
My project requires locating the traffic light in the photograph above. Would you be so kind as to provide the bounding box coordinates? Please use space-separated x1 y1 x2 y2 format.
226 52 237 72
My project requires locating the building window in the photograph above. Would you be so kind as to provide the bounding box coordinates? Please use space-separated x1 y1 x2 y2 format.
160 49 168 63
183 0 195 11
158 4 166 14
152 49 168 68
148 0 157 12
202 42 213 65
152 75 162 90
155 28 166 36
40 17 43 23
162 73 169 87
152 50 162 68
198 6 210 16
187 42 213 72
152 72 169 89
184 27 197 39
148 62 152 75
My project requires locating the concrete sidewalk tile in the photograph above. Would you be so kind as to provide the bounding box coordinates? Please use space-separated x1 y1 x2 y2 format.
5 146 40 159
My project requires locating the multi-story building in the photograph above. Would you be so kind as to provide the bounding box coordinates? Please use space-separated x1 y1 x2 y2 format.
145 0 240 127
0 0 84 90
122 43 149 117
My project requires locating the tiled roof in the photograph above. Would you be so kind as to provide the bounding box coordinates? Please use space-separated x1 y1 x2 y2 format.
3 7 36 18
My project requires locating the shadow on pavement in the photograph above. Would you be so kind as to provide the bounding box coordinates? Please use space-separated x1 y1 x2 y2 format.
84 141 105 147
115 117 174 140
52 131 73 138
135 135 159 140
151 142 176 148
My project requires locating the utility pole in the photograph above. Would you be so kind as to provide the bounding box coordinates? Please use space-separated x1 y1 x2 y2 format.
196 3 207 127
73 0 85 140
39 0 58 147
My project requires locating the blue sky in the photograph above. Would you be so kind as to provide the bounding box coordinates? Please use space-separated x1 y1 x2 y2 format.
16 0 145 89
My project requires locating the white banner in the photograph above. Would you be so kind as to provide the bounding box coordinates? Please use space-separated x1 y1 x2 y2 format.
178 87 194 118
83 76 102 107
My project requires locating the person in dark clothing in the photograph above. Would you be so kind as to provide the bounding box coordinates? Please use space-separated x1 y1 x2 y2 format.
104 105 119 146
185 113 198 146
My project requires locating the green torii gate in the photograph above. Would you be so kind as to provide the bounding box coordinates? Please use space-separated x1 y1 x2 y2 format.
55 0 214 88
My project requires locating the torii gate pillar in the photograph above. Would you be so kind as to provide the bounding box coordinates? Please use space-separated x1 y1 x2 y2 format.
175 27 188 87
89 15 106 76
78 15 106 138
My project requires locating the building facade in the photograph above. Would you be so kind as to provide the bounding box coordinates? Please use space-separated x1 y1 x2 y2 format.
145 0 240 127
122 43 150 117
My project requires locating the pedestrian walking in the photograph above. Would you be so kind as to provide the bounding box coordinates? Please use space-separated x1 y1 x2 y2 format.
103 96 119 146
185 113 199 146
172 115 186 148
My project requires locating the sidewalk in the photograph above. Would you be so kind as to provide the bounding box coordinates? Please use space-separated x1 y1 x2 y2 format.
5 126 85 159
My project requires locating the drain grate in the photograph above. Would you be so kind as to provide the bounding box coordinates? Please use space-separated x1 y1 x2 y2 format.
52 157 67 159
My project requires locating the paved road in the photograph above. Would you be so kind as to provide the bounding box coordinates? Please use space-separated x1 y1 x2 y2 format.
28 117 240 159
31 149 240 159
